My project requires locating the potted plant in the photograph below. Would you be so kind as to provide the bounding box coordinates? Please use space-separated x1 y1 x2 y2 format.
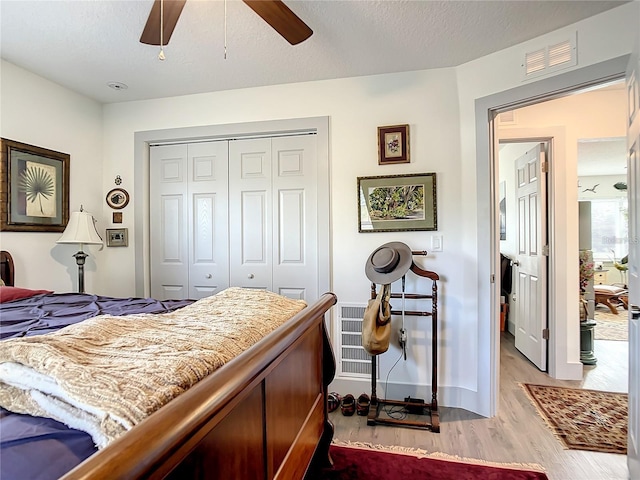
579 249 596 365
579 250 594 319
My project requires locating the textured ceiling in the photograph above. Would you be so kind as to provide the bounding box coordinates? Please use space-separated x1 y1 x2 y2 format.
0 0 629 104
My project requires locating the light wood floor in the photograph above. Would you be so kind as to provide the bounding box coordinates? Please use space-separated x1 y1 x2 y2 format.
330 332 629 480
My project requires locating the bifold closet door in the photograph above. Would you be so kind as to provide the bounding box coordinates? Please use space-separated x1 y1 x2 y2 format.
229 135 318 301
228 138 273 292
150 141 229 300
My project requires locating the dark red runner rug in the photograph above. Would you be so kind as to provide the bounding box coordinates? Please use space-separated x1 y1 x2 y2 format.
307 444 549 480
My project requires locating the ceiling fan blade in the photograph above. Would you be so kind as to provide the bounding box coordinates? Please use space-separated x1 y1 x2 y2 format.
140 0 187 46
242 0 313 45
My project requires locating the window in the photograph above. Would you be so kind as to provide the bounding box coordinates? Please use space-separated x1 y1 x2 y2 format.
589 197 628 262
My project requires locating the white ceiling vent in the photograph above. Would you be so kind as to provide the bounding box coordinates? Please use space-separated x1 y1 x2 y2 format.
522 32 577 80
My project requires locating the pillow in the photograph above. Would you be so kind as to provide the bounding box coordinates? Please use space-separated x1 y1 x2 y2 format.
594 285 626 295
0 278 4 286
0 286 53 303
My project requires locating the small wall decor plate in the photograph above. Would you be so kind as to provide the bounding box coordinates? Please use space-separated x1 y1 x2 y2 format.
106 188 129 209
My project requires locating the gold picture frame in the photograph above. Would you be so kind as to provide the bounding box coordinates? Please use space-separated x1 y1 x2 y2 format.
0 138 70 232
358 173 437 232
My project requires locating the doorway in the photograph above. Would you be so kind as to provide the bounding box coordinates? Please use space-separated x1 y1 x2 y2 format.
494 81 628 381
498 140 550 372
475 55 630 416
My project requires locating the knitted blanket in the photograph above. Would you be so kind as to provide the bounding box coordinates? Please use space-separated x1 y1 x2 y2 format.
0 287 306 448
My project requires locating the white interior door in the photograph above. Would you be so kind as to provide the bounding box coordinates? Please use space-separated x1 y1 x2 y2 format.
514 143 548 371
150 144 189 300
186 141 230 299
626 25 640 478
150 141 229 300
229 138 273 291
228 135 319 301
271 135 318 301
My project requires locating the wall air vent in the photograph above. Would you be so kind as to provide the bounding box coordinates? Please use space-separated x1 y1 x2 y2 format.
336 303 373 378
525 48 546 75
498 110 516 125
522 32 577 80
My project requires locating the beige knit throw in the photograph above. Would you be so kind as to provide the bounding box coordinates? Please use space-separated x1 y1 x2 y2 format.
0 287 306 448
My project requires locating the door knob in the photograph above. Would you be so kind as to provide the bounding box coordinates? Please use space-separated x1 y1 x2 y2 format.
205 274 212 279
248 274 254 279
631 304 640 319
512 260 520 266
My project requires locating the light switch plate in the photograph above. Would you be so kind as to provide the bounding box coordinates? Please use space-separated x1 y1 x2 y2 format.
431 235 443 252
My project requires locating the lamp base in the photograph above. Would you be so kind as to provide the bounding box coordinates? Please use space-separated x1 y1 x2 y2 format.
73 250 88 294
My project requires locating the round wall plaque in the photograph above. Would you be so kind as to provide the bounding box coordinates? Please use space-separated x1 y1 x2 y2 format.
106 188 130 209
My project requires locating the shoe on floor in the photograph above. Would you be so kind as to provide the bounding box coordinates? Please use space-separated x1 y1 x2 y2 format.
356 393 370 416
341 394 356 416
328 392 342 413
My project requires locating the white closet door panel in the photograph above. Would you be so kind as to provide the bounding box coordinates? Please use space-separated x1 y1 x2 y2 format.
150 145 189 300
159 285 187 300
229 138 272 290
272 135 318 301
279 189 304 263
162 195 184 262
241 191 268 263
188 141 229 299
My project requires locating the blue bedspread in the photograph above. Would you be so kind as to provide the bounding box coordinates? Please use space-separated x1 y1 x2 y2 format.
0 293 194 480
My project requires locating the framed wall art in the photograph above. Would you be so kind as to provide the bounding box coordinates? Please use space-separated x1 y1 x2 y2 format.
358 172 437 232
106 228 128 247
0 138 70 232
106 188 130 209
377 124 410 165
499 181 506 240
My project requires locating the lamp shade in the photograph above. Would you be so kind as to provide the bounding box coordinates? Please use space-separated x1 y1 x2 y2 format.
57 210 103 245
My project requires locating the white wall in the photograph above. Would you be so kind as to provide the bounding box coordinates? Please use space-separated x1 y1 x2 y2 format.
0 1 635 417
0 60 103 292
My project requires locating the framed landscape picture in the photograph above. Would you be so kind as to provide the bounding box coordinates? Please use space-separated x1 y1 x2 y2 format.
0 138 70 232
358 172 437 232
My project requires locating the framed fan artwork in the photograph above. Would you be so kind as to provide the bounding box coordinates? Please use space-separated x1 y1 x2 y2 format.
0 138 70 232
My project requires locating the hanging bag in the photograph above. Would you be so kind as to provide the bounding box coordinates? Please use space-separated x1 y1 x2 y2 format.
362 284 392 355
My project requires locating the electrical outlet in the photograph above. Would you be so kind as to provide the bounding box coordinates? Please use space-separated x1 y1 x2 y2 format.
399 328 407 344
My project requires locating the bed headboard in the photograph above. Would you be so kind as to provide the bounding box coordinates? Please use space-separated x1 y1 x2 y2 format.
0 251 15 286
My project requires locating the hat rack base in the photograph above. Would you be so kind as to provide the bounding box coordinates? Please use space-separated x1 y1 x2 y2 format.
367 253 440 432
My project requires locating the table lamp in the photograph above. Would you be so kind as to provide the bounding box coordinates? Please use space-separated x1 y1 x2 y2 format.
57 206 103 293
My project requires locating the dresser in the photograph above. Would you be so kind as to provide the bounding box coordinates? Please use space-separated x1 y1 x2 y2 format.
593 269 609 285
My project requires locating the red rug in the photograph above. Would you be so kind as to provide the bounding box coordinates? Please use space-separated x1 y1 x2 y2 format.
307 442 548 480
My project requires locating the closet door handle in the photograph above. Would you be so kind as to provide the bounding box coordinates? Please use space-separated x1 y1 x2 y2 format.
205 274 212 279
248 274 254 279
631 305 640 319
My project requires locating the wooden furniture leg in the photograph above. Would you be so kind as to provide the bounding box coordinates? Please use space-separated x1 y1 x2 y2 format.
595 293 622 314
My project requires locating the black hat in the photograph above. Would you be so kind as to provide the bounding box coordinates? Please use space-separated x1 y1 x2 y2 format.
365 242 412 284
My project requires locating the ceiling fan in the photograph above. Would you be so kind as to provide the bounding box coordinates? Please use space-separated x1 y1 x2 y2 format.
139 0 313 47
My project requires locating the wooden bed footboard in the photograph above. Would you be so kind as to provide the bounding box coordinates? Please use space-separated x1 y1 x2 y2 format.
61 292 338 480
